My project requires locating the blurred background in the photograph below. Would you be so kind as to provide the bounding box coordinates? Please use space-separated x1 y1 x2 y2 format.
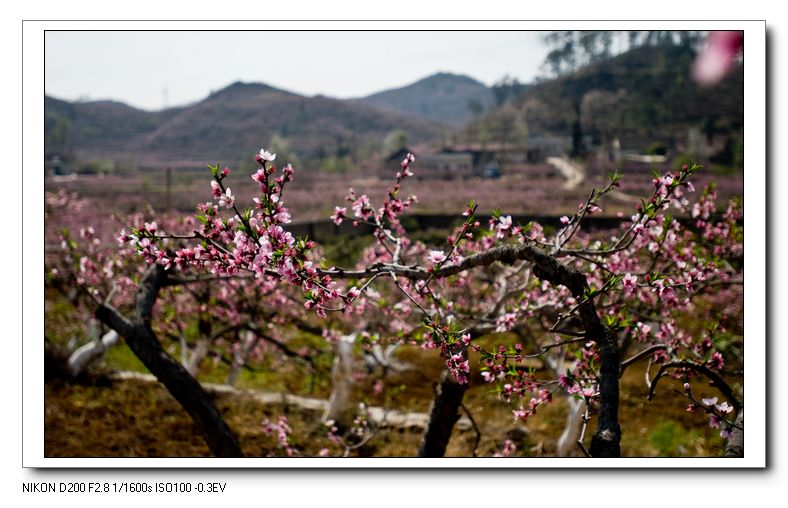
44 30 743 221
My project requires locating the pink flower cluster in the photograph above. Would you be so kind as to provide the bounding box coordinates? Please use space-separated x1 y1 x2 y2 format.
512 388 553 422
119 150 345 318
262 415 296 457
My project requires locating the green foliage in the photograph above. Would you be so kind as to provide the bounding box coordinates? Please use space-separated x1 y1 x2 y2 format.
319 157 352 174
103 343 150 374
470 42 742 155
649 420 702 457
491 75 531 106
268 134 300 168
382 129 410 154
644 141 668 156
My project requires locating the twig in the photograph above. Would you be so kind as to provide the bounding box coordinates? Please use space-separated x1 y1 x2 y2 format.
619 344 669 377
647 360 741 413
460 402 482 458
576 403 593 458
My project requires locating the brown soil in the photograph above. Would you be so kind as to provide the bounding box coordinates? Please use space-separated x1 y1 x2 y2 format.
44 355 731 458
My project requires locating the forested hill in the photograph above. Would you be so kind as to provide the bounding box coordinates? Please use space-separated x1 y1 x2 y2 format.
465 43 743 149
45 81 447 169
358 72 496 127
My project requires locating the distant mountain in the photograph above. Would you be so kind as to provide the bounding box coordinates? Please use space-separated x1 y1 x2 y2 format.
465 44 744 154
44 96 182 157
358 72 496 127
45 81 447 169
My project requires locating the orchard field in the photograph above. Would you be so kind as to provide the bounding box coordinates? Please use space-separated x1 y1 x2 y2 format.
44 153 744 459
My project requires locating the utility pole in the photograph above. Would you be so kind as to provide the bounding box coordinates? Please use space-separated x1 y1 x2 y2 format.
165 166 172 209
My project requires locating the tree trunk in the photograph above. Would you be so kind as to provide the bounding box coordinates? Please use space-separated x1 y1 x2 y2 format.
418 369 468 457
96 265 243 458
557 397 586 457
67 326 119 377
724 409 744 457
532 250 621 457
226 331 258 386
185 337 211 377
324 334 358 430
588 327 621 457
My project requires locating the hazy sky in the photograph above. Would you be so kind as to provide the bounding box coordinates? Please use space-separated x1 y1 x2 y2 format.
44 31 551 111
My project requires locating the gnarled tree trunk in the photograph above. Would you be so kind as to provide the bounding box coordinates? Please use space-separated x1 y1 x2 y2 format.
418 368 468 457
96 264 243 457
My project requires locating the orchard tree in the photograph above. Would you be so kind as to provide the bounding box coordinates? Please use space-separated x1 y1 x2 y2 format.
102 148 743 458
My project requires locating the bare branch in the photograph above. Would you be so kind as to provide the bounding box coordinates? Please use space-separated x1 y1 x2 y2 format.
619 344 669 377
647 360 741 413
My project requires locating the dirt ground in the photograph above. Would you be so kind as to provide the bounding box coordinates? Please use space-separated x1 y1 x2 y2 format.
44 346 730 459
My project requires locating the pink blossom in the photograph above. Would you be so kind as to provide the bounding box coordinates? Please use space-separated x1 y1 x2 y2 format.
708 351 725 370
660 174 674 187
513 406 530 421
693 31 744 87
493 215 513 239
496 312 517 332
634 322 652 341
116 228 129 246
351 195 372 219
251 168 266 183
558 375 574 391
493 439 516 458
427 250 445 264
257 148 277 162
702 397 718 407
273 208 292 224
331 206 347 225
218 188 235 208
210 180 222 198
621 273 637 296
560 216 570 225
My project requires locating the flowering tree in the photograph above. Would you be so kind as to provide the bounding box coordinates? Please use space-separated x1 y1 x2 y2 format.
46 145 743 457
104 147 742 458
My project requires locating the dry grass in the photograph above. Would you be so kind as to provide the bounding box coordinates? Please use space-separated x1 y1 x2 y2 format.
44 340 730 459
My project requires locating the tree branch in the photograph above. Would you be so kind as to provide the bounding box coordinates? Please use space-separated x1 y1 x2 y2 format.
96 264 244 457
647 360 741 413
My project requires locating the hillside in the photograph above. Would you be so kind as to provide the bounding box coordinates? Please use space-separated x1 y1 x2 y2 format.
45 96 183 158
359 72 496 127
45 81 447 170
465 44 744 155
